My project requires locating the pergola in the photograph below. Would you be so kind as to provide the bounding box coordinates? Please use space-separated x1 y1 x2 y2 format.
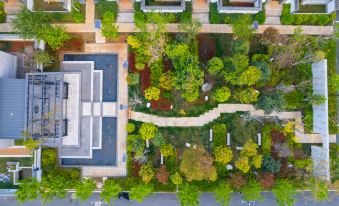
25 73 67 145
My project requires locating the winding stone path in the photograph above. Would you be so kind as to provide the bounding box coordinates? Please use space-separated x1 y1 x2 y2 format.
130 104 336 144
130 104 301 127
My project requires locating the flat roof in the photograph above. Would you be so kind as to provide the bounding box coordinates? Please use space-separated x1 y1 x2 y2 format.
0 79 26 139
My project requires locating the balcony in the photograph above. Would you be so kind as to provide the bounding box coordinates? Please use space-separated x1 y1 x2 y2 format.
140 0 186 13
217 0 262 14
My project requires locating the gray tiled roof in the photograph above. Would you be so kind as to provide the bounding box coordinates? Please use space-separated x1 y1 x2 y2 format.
0 79 26 139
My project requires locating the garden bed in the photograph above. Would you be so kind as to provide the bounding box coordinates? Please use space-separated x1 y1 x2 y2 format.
95 0 118 21
297 3 326 13
134 2 192 24
281 4 335 25
209 3 265 24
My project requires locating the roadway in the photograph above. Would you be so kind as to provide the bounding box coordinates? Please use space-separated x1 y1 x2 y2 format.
0 192 338 206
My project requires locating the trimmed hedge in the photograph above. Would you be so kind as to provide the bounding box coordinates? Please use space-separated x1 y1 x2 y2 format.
209 3 265 24
330 144 339 182
281 4 335 26
212 123 227 148
0 2 6 23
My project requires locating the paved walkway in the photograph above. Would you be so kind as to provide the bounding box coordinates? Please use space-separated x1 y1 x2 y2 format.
130 104 336 143
265 1 282 25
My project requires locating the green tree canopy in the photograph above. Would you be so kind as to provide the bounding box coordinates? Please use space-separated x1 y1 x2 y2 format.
100 179 122 204
272 179 297 206
214 182 232 206
241 179 263 202
42 26 71 50
230 14 254 40
101 11 119 39
213 87 231 103
139 123 158 141
41 175 69 203
15 179 42 203
170 172 183 186
177 183 200 206
208 57 224 75
12 7 51 39
74 179 96 202
238 66 262 86
130 184 153 202
234 88 260 104
214 146 233 165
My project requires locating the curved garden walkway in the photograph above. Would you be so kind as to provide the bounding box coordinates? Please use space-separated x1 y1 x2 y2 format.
130 104 302 127
130 104 336 144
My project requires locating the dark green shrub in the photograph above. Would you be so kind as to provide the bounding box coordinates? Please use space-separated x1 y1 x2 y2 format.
261 124 280 155
254 11 265 24
163 91 172 99
303 107 313 133
330 144 339 182
178 2 192 23
284 90 305 109
209 3 219 24
262 156 281 174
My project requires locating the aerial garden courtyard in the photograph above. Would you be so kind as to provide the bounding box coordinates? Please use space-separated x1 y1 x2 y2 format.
121 13 339 205
4 2 338 205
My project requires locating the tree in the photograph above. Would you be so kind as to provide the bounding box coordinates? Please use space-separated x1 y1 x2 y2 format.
309 179 329 202
234 88 260 104
214 146 233 165
153 132 165 147
241 139 258 157
15 179 42 203
41 175 69 203
235 156 250 173
231 14 254 40
41 148 57 169
139 164 154 183
262 156 281 174
170 172 183 186
156 165 169 185
12 7 51 39
101 11 119 39
238 66 262 86
144 86 161 101
139 123 158 141
130 184 153 202
241 179 263 202
127 73 140 86
74 179 96 202
177 183 200 206
23 137 40 151
126 122 136 133
160 144 175 157
165 42 204 102
33 50 54 67
214 182 232 206
180 146 217 181
272 179 297 206
159 72 174 90
207 57 224 75
100 179 122 204
256 92 285 114
213 87 231 103
231 40 250 54
42 26 71 50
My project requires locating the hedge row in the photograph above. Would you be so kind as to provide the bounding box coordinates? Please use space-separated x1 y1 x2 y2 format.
209 3 265 24
212 123 227 148
281 4 335 26
0 2 6 23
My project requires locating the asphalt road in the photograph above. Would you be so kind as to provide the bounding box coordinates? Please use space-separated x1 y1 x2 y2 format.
0 192 338 206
